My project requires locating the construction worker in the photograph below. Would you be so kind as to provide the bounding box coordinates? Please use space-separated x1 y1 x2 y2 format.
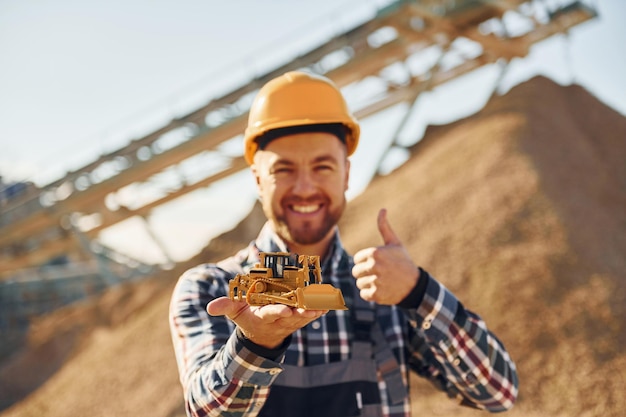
169 71 518 417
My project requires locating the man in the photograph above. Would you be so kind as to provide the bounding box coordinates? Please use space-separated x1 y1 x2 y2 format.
169 71 518 417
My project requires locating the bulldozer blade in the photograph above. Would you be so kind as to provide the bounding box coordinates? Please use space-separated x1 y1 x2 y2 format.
296 284 348 310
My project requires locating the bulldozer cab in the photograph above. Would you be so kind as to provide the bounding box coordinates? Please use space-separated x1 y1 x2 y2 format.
262 252 298 278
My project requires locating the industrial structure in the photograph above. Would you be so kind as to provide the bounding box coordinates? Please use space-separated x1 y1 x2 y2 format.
0 0 597 330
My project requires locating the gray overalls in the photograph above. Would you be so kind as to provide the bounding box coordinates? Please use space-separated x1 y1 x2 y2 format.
258 289 407 417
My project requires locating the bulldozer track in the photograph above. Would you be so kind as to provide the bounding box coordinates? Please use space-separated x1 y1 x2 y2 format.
248 277 296 294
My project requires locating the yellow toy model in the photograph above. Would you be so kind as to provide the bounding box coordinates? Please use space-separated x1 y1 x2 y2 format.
228 252 347 310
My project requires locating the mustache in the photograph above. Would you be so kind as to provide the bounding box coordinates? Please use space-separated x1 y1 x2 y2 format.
282 195 328 205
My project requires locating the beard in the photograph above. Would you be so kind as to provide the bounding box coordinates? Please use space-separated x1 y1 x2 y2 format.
266 195 346 246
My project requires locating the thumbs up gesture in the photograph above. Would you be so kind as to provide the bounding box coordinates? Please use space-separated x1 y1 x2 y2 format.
352 209 419 305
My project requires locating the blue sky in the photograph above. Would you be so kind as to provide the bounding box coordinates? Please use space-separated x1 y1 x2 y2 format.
1 0 624 186
0 0 624 263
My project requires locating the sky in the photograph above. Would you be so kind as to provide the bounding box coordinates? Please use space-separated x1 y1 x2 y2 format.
1 0 625 264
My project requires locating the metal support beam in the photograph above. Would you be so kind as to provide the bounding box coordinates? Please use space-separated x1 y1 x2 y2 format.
0 0 598 278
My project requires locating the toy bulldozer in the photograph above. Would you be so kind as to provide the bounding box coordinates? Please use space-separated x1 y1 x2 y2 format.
228 252 348 310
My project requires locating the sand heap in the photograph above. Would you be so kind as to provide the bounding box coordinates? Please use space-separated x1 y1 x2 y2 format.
339 75 626 417
1 76 624 417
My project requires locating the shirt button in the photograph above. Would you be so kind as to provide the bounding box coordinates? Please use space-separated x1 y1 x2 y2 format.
453 357 461 366
268 368 281 375
311 321 321 330
465 373 477 384
422 318 432 330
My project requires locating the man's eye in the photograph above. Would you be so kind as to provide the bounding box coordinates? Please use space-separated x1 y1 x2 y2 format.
315 164 333 172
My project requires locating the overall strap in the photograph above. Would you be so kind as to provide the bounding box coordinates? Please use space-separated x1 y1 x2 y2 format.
352 289 407 405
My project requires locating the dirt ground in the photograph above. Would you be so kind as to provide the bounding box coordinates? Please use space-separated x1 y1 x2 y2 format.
1 76 624 417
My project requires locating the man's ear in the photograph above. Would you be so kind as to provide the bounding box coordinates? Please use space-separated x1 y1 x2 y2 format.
344 158 351 191
250 164 261 188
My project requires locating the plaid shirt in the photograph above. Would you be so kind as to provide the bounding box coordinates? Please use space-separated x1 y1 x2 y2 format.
169 223 518 416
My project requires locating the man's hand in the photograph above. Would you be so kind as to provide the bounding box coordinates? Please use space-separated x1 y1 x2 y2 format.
352 208 419 305
207 297 327 349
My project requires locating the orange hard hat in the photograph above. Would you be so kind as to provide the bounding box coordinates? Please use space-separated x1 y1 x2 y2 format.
243 71 360 164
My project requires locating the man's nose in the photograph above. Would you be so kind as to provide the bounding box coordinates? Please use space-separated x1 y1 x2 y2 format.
291 170 317 196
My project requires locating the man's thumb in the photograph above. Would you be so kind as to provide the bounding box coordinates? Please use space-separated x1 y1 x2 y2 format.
207 296 244 319
378 208 401 246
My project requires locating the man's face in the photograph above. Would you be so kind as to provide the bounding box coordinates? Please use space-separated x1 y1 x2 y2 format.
252 132 350 247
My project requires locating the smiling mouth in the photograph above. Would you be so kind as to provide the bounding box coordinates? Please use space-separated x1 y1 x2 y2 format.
290 204 322 214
